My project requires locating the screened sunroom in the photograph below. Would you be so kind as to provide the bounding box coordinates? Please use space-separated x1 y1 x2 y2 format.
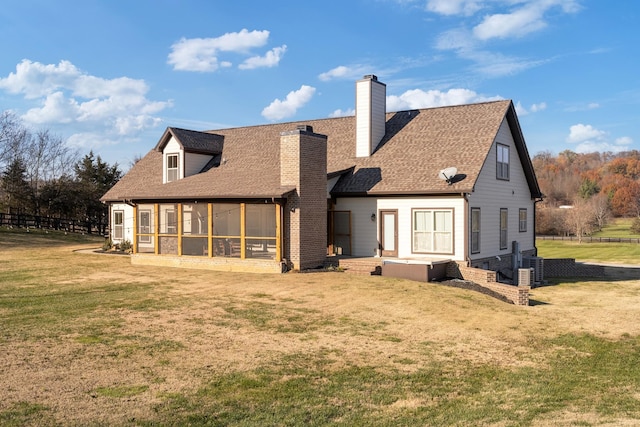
133 201 282 261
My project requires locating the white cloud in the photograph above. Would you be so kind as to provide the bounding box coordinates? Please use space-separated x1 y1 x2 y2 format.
168 29 274 72
515 101 546 115
239 45 287 70
386 88 502 111
426 0 482 16
328 108 355 118
262 85 316 121
567 124 606 143
473 0 581 40
0 59 170 147
566 123 632 154
319 65 371 82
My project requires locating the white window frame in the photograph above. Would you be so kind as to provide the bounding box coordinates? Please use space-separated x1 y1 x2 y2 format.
113 210 124 240
166 210 177 234
139 210 152 243
166 153 180 182
412 208 453 255
497 143 510 180
471 208 480 254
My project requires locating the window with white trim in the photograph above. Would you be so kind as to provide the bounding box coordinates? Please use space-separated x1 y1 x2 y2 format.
413 209 453 254
519 208 527 232
471 208 480 254
167 153 179 182
500 208 508 250
113 210 124 240
497 144 510 180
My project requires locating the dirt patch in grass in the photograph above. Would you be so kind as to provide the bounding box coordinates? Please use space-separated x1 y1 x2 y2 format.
3 230 640 425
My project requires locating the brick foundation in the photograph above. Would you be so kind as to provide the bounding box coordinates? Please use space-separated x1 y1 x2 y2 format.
447 262 530 306
132 253 286 273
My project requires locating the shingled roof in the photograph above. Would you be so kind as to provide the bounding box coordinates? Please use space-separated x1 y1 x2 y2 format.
102 100 541 202
155 127 224 155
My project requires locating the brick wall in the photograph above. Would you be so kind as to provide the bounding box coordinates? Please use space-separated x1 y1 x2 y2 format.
281 126 327 270
447 262 530 306
544 258 605 278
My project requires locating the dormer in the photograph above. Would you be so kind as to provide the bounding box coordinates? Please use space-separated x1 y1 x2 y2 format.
154 127 224 184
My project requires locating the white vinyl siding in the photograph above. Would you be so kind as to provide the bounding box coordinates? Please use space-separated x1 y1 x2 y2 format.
109 203 134 244
466 118 536 259
335 197 465 260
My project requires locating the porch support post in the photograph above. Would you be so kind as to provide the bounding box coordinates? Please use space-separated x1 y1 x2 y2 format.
275 202 282 261
240 203 246 259
154 203 159 255
133 204 138 254
177 203 183 256
208 202 213 258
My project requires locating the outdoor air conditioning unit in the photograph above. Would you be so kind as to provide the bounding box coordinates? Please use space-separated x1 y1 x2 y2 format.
522 256 544 283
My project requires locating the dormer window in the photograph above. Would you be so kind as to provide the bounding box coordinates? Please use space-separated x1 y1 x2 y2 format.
167 153 179 182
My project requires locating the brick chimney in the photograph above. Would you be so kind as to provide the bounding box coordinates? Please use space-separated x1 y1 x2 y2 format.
356 75 386 157
280 125 327 270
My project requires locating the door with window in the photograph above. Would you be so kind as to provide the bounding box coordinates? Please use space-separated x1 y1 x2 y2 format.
380 210 398 257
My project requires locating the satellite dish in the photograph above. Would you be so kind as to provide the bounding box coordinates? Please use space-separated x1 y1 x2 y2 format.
438 167 458 185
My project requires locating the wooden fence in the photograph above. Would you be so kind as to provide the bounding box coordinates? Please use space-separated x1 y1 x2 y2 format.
537 235 640 244
0 212 101 235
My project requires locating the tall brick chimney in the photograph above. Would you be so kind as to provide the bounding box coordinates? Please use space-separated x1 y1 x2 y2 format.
280 125 327 270
356 74 386 157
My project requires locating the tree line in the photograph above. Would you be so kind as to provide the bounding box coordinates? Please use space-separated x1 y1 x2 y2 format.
0 111 122 234
534 149 640 240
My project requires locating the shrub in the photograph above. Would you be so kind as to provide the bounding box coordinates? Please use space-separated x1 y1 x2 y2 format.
120 239 132 253
102 239 113 251
631 217 640 235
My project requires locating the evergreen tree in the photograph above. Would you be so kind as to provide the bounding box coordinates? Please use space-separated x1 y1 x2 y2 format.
74 151 122 234
1 157 32 214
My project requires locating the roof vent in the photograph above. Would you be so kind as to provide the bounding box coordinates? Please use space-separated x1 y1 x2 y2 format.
296 124 313 133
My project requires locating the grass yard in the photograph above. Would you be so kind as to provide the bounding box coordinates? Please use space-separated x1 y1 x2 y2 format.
2 228 640 426
536 239 640 264
591 217 638 238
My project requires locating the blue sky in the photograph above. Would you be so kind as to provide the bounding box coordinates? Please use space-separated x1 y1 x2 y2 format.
0 0 638 168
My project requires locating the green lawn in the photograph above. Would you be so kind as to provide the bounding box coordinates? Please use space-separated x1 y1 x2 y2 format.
537 217 640 264
536 240 640 264
591 217 638 238
3 227 640 425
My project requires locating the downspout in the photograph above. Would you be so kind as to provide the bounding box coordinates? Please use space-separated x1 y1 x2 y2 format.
463 192 470 267
533 197 544 256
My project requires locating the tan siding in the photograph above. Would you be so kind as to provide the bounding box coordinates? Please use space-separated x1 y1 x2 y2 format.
468 118 535 260
185 152 212 177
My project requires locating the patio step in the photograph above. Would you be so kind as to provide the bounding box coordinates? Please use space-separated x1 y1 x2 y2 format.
326 257 383 275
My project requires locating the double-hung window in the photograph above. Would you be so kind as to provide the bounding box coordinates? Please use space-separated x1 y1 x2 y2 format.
519 208 527 232
113 210 124 240
500 208 508 250
497 144 510 180
413 209 453 254
167 154 179 182
471 208 480 254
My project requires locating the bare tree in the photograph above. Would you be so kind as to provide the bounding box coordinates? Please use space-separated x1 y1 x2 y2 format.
590 193 611 231
0 111 29 168
563 199 595 244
